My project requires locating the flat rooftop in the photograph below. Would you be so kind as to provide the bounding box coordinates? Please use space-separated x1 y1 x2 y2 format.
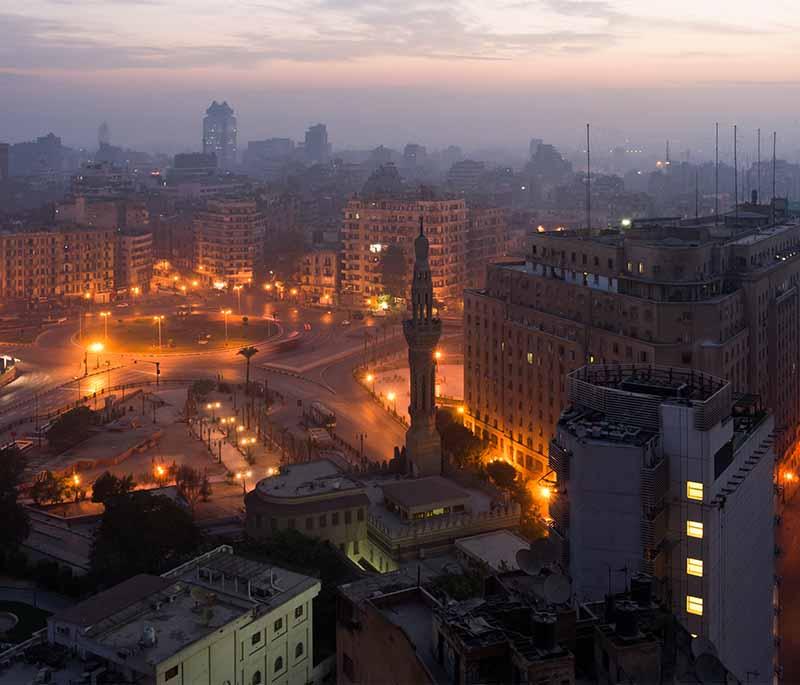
455 530 531 572
254 459 362 499
558 407 657 447
730 223 796 246
382 476 469 510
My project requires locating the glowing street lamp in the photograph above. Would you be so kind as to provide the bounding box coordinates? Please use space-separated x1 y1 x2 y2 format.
99 311 111 341
153 315 165 350
387 391 397 413
233 285 242 314
539 486 552 501
366 373 375 394
434 349 443 361
221 308 232 345
154 464 166 482
235 469 253 495
205 401 221 420
88 341 104 369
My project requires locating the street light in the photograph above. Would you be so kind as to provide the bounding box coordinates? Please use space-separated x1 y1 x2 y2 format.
221 308 232 345
387 391 397 413
366 373 375 394
88 341 104 370
205 401 221 420
235 469 253 495
434 349 443 361
233 285 242 314
99 311 111 341
153 315 165 350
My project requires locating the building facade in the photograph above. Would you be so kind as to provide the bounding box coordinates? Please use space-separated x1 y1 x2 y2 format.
115 229 153 293
464 220 800 481
341 198 468 308
203 101 237 169
304 124 330 165
299 249 339 306
0 226 115 303
549 365 776 683
466 207 508 290
194 198 265 287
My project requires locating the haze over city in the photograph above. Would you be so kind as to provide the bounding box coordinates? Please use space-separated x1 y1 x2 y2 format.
3 0 800 153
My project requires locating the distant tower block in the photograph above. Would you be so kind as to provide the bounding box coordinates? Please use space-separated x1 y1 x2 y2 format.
403 217 443 477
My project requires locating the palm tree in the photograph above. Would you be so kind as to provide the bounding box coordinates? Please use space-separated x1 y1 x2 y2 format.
237 346 258 395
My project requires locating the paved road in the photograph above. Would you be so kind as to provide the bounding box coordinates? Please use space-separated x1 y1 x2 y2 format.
780 491 800 682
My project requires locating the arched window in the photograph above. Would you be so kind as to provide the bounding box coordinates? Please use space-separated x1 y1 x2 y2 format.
252 670 262 685
295 642 304 658
274 656 283 672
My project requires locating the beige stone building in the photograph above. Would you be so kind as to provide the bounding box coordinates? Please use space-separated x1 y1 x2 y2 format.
464 219 800 481
299 248 338 306
0 225 115 303
194 198 265 287
115 228 153 293
341 197 467 308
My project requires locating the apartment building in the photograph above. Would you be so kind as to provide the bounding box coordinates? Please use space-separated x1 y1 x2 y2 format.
299 248 338 305
549 365 775 683
115 228 153 293
464 219 800 480
466 206 508 290
194 198 265 287
0 225 115 303
341 197 468 307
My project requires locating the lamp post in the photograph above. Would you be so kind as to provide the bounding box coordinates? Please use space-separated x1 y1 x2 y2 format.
206 401 220 421
235 469 253 495
387 391 397 413
88 341 104 370
233 285 242 314
153 315 164 350
99 311 110 341
222 309 232 345
366 373 375 395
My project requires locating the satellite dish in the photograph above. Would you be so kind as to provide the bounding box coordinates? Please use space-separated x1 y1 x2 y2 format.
691 636 718 660
516 549 543 576
543 573 571 605
695 653 728 684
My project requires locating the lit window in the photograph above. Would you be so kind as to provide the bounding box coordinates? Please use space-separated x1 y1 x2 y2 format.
686 595 703 616
638 262 645 274
686 481 703 501
527 352 534 365
686 558 703 577
687 521 704 538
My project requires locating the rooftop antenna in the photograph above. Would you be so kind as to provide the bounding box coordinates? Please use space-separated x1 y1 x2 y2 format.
666 139 670 166
757 128 761 204
586 124 591 234
772 131 777 223
714 123 719 224
734 124 739 220
695 170 699 219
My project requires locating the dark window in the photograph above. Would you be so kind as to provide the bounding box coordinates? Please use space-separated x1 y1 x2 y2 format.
251 632 261 645
270 518 277 531
252 670 262 685
319 514 327 527
353 540 359 555
255 513 263 528
305 517 313 530
273 618 283 632
274 656 283 672
345 510 352 524
332 512 339 525
295 605 304 619
357 508 364 521
343 654 355 680
295 642 304 658
288 518 295 529
165 666 179 680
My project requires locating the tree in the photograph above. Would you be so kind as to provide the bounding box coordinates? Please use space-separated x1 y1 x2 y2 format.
46 406 95 452
91 472 135 506
238 346 259 394
90 492 200 585
0 446 29 551
486 460 517 490
199 472 212 502
30 471 68 505
175 464 203 516
380 243 407 301
441 422 486 469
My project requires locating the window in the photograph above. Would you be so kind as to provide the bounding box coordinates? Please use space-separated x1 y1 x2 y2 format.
274 656 283 672
527 352 534 364
332 512 339 525
252 670 262 685
353 540 359 555
251 632 261 645
687 558 703 577
343 653 355 680
295 642 304 658
165 666 179 681
345 510 352 524
319 514 327 527
687 521 704 538
273 617 283 632
686 481 703 501
305 517 313 530
686 595 703 616
357 508 364 522
295 605 304 619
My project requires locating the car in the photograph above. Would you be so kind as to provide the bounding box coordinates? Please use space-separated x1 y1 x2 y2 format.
115 302 129 308
303 322 312 331
340 319 351 326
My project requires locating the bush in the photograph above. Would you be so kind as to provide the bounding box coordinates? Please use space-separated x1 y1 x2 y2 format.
190 379 215 397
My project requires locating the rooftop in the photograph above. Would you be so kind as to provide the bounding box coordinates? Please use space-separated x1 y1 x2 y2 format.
382 476 470 510
254 459 363 499
455 530 531 573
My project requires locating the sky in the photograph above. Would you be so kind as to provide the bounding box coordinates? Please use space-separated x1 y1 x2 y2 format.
2 0 800 157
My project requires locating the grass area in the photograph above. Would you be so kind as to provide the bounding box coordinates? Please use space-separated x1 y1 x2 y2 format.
0 600 51 643
83 313 275 353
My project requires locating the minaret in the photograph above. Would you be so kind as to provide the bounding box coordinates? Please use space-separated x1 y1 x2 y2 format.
403 216 443 477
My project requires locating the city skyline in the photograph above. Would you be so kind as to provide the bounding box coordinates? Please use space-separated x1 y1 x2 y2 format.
3 1 800 153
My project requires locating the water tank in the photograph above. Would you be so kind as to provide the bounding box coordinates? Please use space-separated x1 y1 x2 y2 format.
141 624 157 647
615 601 639 638
532 611 557 651
630 573 653 606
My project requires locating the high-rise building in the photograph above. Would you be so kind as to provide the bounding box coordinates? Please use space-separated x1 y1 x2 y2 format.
0 226 115 303
403 220 443 477
465 207 508 290
341 197 468 307
304 124 330 165
194 198 265 287
463 219 800 481
550 364 775 682
202 101 237 169
402 143 427 173
0 143 9 181
446 159 485 194
115 228 153 293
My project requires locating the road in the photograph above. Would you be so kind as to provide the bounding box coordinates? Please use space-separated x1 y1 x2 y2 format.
0 290 454 462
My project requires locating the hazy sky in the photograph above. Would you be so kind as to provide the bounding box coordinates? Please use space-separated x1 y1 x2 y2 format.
2 0 800 156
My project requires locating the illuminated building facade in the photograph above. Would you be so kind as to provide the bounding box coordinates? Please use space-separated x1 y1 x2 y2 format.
115 229 153 293
341 198 467 308
193 199 265 287
550 365 775 683
464 219 800 481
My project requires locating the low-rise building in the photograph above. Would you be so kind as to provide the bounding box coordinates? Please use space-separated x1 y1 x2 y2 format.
299 248 339 306
46 545 320 685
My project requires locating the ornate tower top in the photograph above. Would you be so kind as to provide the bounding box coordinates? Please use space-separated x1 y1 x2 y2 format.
411 216 435 326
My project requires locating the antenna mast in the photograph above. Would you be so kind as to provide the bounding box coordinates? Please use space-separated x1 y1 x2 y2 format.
586 124 591 234
734 124 739 220
695 170 699 219
772 131 777 201
714 123 719 224
757 128 761 204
